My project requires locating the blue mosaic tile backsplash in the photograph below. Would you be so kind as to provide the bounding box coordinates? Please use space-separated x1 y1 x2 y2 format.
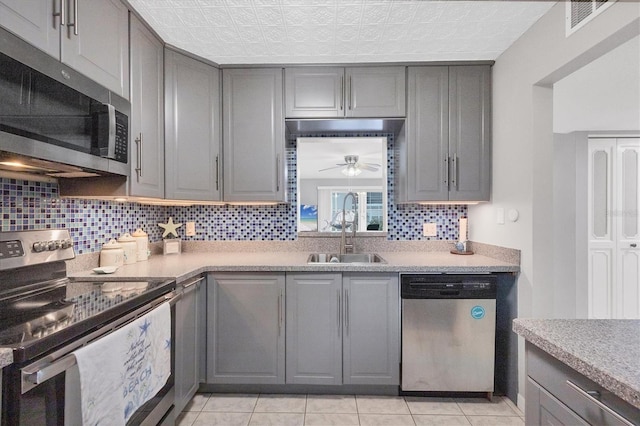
1 134 467 253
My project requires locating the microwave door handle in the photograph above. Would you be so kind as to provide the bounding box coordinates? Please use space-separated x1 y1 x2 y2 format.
107 104 116 159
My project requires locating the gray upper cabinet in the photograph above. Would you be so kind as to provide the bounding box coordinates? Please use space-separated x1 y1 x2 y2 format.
223 68 285 202
0 0 129 98
0 0 59 57
129 15 164 199
285 66 406 119
397 65 491 203
207 273 285 385
343 273 399 385
286 273 343 385
286 272 400 386
165 49 222 201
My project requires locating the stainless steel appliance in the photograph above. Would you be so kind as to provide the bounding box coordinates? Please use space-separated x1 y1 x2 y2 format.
0 26 129 178
0 229 178 425
401 274 497 394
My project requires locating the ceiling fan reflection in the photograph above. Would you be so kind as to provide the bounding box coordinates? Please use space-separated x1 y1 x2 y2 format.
318 155 381 177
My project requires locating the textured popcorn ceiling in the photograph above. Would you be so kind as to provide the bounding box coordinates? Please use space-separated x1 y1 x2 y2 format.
128 0 556 65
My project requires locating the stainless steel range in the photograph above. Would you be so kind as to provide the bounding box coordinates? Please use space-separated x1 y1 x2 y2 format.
0 229 178 425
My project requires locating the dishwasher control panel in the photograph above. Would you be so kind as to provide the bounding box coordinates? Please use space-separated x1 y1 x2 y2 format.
400 274 497 299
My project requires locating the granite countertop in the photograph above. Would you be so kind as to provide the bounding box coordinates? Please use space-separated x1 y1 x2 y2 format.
69 250 519 283
0 348 13 369
513 318 640 409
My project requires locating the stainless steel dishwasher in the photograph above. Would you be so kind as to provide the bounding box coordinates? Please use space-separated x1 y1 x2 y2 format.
401 274 497 394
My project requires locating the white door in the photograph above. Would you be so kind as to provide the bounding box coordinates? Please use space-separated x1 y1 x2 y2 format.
615 139 640 318
588 137 640 319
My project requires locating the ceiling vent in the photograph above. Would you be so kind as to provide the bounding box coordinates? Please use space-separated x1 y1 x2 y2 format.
566 0 617 36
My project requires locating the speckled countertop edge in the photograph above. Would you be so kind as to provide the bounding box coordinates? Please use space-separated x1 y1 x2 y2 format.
513 319 640 409
0 348 13 369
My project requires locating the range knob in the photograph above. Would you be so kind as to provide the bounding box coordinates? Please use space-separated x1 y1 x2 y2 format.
32 241 47 253
61 239 73 249
47 240 60 251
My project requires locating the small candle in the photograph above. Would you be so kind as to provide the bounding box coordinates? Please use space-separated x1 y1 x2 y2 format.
459 217 468 242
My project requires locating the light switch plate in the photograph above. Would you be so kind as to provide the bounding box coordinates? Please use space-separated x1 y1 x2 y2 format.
497 208 505 225
185 222 196 236
423 223 438 237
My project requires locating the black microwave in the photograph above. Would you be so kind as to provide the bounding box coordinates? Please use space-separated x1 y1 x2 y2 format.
0 27 129 177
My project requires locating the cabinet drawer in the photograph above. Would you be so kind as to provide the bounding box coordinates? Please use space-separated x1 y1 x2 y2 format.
526 343 639 425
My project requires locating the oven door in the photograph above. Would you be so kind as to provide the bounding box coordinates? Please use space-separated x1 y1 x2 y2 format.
1 293 179 426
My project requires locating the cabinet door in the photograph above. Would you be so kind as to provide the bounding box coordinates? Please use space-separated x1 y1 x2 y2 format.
207 273 285 384
285 67 344 118
60 0 129 98
0 0 59 58
175 276 203 414
448 65 491 202
165 50 222 201
526 377 589 426
346 66 406 118
223 68 285 202
403 66 449 202
343 273 399 385
286 273 342 385
129 16 164 198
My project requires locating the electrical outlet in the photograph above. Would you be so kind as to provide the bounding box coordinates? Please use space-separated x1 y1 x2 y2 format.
423 223 438 237
185 221 196 236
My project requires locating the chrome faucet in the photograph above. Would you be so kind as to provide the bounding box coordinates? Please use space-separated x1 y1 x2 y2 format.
340 192 358 255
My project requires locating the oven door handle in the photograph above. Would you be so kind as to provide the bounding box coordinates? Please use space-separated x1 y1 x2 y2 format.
21 291 180 393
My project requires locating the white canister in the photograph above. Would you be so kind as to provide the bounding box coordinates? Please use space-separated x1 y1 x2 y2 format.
117 233 137 265
99 239 124 267
132 228 149 261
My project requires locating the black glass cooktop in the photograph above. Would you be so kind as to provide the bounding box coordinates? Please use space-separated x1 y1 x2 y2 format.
0 279 175 363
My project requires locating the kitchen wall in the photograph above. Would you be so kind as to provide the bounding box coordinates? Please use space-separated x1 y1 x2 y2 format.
1 134 467 253
468 0 640 407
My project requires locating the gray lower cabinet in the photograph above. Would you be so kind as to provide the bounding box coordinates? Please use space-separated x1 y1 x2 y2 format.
286 273 343 385
129 15 164 198
342 273 399 385
397 65 491 203
207 273 285 384
286 273 400 386
165 49 222 201
223 68 285 202
285 66 405 118
175 275 205 414
525 342 639 426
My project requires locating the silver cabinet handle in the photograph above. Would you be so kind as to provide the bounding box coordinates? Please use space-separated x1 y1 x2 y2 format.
181 276 204 290
135 133 142 180
344 289 349 336
67 0 78 36
348 75 353 110
340 75 344 111
215 155 219 191
276 154 281 193
444 156 449 188
566 380 634 426
277 290 284 337
452 156 458 190
53 0 65 27
337 290 341 337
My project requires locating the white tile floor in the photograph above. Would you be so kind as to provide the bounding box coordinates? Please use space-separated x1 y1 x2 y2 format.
177 393 525 426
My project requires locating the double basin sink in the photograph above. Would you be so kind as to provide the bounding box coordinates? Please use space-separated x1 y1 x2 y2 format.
307 253 386 264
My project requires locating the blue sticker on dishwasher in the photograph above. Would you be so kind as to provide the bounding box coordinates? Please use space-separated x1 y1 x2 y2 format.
471 306 486 319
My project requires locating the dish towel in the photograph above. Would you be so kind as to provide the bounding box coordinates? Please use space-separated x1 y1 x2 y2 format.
72 302 171 426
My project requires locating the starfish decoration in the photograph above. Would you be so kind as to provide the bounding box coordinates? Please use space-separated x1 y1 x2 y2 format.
158 217 182 238
139 318 151 336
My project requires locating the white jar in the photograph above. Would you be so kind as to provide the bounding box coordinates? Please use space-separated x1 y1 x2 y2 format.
99 239 124 267
117 233 137 265
132 228 149 261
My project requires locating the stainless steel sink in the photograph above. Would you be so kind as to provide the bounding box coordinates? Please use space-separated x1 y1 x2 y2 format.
307 253 386 264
